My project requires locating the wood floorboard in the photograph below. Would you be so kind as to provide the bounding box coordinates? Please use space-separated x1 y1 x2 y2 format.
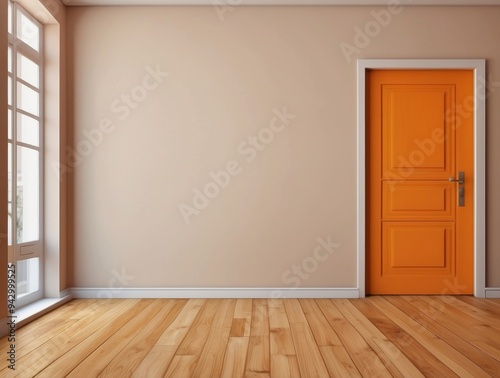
65 299 171 377
414 296 500 360
390 296 500 377
1 296 499 377
316 299 392 377
192 299 235 377
336 299 422 377
36 299 152 377
458 296 500 318
99 299 187 377
0 299 95 370
7 299 141 377
369 296 487 377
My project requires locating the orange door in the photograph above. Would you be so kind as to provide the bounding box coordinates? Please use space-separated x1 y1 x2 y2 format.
367 70 474 294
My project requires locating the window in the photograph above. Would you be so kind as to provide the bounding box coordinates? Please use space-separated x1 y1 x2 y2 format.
7 1 43 308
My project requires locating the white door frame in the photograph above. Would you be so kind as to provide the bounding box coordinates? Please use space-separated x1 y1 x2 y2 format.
357 59 486 298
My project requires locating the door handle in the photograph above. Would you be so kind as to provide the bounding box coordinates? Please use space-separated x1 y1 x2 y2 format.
449 171 465 185
449 171 465 206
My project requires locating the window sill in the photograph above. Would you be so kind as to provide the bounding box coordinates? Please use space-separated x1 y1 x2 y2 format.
15 295 73 328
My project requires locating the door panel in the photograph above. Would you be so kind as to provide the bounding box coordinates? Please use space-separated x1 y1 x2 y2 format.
383 182 455 220
383 85 455 180
383 223 454 272
367 70 473 294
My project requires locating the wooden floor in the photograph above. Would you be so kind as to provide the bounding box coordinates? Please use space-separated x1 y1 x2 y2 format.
1 297 500 377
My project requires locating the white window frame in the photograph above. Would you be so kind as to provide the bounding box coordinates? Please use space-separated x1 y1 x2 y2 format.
8 0 44 308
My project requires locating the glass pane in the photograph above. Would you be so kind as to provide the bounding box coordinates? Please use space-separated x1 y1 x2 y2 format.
17 82 39 116
8 143 13 247
8 76 12 106
8 109 12 140
17 53 39 88
17 147 39 243
17 258 40 297
8 1 12 35
17 113 39 147
17 10 40 52
8 47 12 73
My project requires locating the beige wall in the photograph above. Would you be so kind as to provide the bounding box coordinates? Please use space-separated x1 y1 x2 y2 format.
67 6 500 289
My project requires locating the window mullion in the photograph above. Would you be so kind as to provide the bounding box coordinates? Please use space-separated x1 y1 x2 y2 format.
17 108 40 122
39 23 44 259
16 142 40 151
11 2 18 251
15 42 40 65
16 77 40 93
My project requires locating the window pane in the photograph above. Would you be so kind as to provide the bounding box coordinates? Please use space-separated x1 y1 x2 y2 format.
17 258 40 297
17 82 39 116
8 143 13 247
8 1 12 35
17 10 40 52
8 76 12 106
8 109 12 140
17 113 39 147
17 53 39 88
17 147 39 243
8 47 12 73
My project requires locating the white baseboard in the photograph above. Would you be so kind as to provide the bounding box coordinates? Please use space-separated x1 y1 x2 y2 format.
59 288 71 298
485 288 500 298
69 287 360 299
